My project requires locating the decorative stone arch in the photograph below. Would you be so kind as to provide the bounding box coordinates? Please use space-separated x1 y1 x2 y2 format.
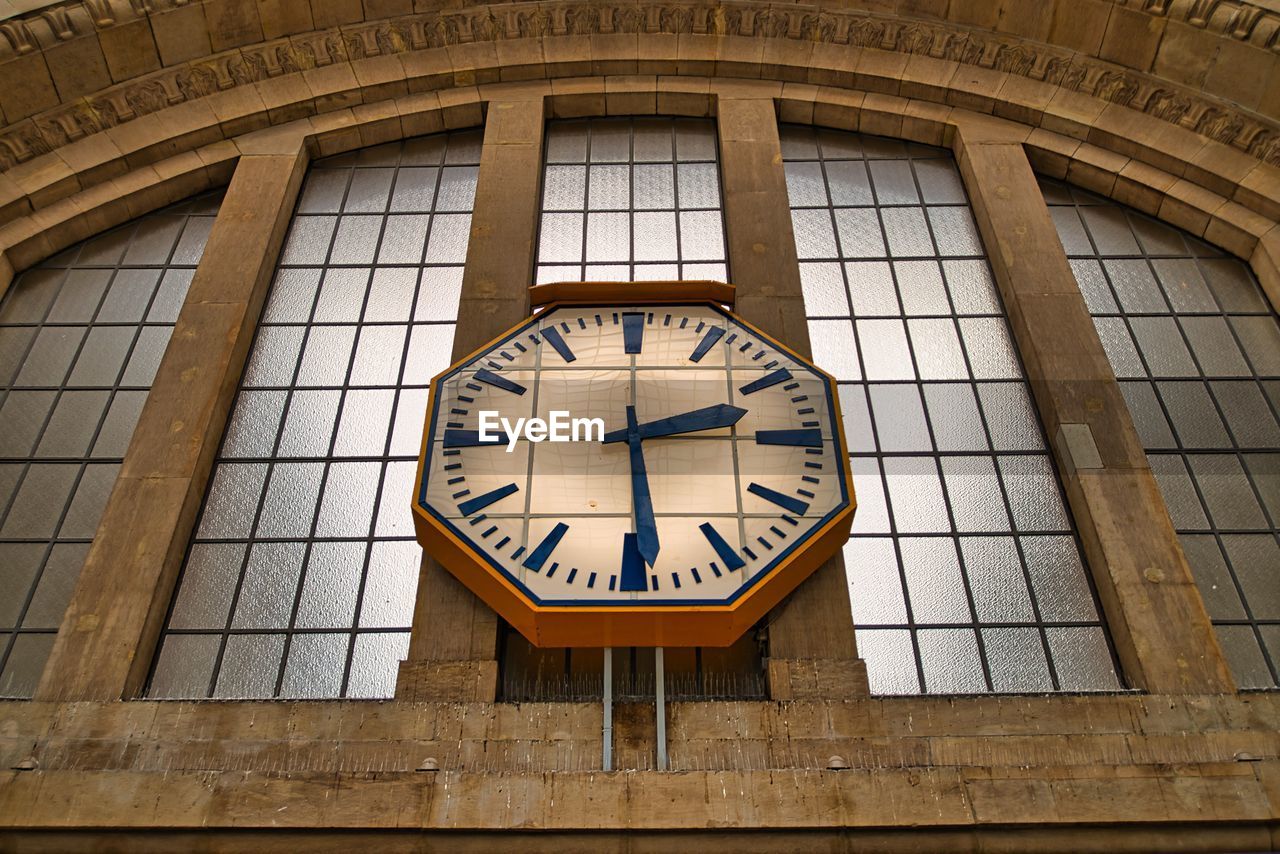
2 67 1276 307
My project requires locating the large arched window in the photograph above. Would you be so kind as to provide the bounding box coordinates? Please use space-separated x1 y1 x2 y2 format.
1044 177 1280 689
781 126 1121 694
147 131 479 699
0 191 223 697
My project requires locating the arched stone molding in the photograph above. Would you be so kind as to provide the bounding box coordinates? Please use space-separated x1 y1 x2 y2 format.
0 0 1276 137
2 75 1277 312
0 4 1278 222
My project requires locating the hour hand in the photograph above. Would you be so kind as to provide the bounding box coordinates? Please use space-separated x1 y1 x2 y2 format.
602 403 748 444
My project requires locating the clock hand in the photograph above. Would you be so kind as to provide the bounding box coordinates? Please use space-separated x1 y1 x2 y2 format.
602 403 748 445
624 405 660 568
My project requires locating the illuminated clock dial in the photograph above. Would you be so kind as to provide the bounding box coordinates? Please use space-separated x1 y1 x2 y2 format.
412 300 855 647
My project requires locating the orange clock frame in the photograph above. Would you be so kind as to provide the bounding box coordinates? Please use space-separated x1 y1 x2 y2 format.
411 286 856 648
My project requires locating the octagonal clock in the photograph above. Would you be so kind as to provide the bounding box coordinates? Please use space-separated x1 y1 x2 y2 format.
411 290 855 647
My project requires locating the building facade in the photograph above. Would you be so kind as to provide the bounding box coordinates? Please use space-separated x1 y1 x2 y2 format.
0 0 1278 849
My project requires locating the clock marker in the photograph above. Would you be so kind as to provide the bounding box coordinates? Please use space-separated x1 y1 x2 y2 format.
620 533 647 592
522 522 569 573
689 326 725 362
755 428 823 448
457 483 519 516
622 312 645 354
541 326 576 362
443 429 501 448
747 483 810 515
739 368 793 395
474 368 526 395
699 523 746 571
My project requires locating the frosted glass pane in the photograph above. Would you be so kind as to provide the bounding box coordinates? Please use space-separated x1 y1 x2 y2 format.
785 162 829 207
347 632 410 698
856 319 914 381
869 384 931 453
844 537 907 625
291 272 359 326
800 262 848 316
1022 536 1096 622
359 541 420 628
542 165 585 211
280 632 347 698
678 211 725 261
925 384 988 452
807 320 860 380
908 318 968 380
792 209 838 259
943 457 1011 533
883 456 948 533
882 207 933 257
855 629 919 694
295 541 364 629
983 628 1052 692
900 537 969 623
834 209 885 258
1046 627 1120 690
169 543 244 629
962 536 1032 621
231 541 305 629
845 261 898 316
214 634 285 698
918 629 986 693
588 165 630 210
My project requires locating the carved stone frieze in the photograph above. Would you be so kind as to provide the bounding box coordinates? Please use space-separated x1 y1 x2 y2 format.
0 0 1277 173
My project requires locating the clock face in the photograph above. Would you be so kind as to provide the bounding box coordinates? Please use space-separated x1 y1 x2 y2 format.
412 300 854 647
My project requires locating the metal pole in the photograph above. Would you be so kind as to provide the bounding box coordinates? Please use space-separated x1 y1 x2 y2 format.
602 647 613 772
655 646 668 771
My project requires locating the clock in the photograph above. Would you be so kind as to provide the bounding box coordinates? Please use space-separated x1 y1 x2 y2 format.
412 291 855 647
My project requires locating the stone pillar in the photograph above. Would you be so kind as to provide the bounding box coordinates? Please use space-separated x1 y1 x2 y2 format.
36 148 309 701
717 97 867 700
954 126 1235 694
396 97 545 702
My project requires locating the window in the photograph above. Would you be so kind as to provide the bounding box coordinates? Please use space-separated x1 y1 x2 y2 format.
536 117 728 284
148 131 479 699
0 191 222 697
1044 177 1280 689
781 126 1121 694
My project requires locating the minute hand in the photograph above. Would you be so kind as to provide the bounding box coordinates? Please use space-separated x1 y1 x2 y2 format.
602 403 748 444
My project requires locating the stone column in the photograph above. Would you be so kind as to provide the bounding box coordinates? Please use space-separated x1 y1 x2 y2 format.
396 96 545 702
717 97 868 699
36 147 309 701
954 125 1235 694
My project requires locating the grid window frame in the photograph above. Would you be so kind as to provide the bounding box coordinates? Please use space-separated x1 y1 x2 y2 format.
0 190 223 698
534 116 731 285
781 125 1124 696
147 131 482 700
1043 176 1280 690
